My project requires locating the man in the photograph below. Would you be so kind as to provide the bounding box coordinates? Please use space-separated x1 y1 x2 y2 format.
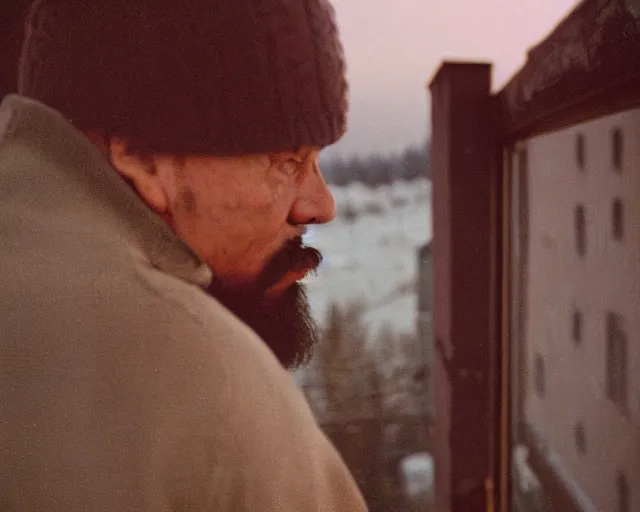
0 0 367 510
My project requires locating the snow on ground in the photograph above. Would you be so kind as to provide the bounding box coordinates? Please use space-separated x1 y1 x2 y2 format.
302 178 432 341
399 452 435 499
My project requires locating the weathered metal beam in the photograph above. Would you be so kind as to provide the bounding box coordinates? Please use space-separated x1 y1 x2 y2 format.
497 0 640 141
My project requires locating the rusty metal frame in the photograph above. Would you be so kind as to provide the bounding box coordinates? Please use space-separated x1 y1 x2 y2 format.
496 0 640 144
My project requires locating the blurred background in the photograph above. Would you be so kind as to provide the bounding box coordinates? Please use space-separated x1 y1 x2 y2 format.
294 1 640 511
2 1 639 510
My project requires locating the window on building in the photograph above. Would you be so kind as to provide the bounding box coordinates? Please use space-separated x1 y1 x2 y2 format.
606 313 627 410
618 472 630 512
572 309 583 345
575 204 586 257
574 422 587 454
612 128 623 172
576 133 585 170
612 198 624 241
534 353 545 397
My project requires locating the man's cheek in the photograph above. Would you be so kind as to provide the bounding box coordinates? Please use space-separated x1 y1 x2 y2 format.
251 180 285 215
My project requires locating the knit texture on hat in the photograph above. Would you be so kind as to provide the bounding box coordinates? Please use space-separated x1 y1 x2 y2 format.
18 0 349 155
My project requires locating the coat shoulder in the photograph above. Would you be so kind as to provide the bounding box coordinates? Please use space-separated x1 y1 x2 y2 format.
126 265 369 512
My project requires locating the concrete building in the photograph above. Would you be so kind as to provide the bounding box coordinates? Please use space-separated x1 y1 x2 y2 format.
511 110 640 511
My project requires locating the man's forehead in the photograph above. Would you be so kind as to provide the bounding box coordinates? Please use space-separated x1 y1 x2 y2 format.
272 146 321 162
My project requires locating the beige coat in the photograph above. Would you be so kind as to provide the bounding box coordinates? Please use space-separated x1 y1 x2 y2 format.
0 95 367 512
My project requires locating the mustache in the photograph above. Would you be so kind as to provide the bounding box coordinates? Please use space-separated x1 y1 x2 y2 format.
257 236 322 289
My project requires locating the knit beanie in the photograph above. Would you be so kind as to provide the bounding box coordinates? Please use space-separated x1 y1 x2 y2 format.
18 0 348 155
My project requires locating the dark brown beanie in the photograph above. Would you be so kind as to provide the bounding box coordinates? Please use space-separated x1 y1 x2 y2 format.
18 0 348 155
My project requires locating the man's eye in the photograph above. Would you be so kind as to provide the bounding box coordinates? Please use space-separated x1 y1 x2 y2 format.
282 158 303 175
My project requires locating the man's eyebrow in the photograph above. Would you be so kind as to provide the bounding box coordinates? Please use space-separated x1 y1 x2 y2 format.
299 147 319 162
280 148 311 163
290 147 307 160
271 147 317 164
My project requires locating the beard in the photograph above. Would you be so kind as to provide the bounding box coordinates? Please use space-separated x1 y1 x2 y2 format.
206 237 322 370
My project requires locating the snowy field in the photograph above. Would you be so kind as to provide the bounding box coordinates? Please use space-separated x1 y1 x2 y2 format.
302 178 432 342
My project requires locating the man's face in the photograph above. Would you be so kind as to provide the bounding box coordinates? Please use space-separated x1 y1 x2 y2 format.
162 149 334 288
112 145 335 369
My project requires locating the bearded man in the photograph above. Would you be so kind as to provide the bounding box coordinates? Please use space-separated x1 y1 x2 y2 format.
0 0 367 510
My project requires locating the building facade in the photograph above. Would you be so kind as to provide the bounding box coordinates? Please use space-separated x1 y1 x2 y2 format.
511 110 640 511
427 0 640 509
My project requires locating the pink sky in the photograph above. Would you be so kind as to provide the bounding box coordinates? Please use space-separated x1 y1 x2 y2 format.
327 0 580 158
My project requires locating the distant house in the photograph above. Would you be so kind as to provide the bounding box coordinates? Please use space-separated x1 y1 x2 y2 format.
416 242 434 419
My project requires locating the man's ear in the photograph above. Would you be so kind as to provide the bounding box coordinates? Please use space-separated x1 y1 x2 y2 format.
107 138 169 213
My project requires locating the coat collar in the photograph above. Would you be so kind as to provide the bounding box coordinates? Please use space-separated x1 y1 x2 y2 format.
0 94 213 288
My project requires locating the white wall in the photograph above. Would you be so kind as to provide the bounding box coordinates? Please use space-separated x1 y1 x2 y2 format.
521 108 640 511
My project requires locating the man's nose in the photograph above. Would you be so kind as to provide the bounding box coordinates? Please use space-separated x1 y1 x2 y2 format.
288 164 336 225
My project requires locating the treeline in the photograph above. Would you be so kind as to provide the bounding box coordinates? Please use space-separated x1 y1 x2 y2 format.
321 141 430 187
309 299 431 511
